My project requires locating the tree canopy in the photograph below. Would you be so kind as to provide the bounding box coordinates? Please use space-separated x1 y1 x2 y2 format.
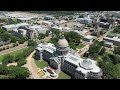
99 62 120 79
114 46 120 55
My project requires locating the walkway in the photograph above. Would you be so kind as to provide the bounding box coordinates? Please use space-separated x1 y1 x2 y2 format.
77 45 90 56
25 51 42 79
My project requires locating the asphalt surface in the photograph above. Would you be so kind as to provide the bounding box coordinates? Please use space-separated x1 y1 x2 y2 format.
0 43 28 56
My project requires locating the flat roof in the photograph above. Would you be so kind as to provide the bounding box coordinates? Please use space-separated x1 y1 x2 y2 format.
104 36 120 42
84 35 95 39
42 20 53 24
65 54 82 66
2 23 30 29
52 26 63 30
104 41 113 45
77 59 101 73
17 17 35 20
27 25 49 31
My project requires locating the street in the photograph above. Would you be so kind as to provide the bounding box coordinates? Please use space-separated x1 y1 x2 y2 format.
0 43 28 56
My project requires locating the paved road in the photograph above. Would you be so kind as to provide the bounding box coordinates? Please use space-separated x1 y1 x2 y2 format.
98 26 115 41
0 44 28 56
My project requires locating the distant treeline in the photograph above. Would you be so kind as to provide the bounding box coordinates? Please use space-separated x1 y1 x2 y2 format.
27 11 85 16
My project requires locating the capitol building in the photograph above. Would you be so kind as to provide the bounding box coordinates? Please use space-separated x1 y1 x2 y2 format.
35 36 103 79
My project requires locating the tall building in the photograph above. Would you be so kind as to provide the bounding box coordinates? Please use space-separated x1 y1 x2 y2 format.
35 36 103 79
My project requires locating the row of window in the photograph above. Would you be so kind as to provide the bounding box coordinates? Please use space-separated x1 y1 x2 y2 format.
64 61 77 68
57 51 68 56
88 71 102 77
63 62 76 76
75 73 85 79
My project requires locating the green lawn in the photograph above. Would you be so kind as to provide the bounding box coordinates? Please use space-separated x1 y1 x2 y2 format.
107 32 117 37
77 43 85 49
34 60 49 69
58 72 71 79
0 48 28 62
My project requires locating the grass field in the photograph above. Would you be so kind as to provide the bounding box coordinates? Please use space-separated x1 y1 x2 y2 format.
107 32 117 37
35 60 49 69
58 72 71 79
0 48 28 62
77 43 85 49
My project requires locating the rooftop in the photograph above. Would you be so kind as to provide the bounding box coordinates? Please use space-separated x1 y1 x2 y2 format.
104 36 120 42
57 38 69 47
65 54 81 66
2 23 30 29
84 35 95 39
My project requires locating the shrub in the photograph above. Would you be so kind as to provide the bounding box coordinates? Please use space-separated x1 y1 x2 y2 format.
2 55 14 65
13 44 16 47
3 47 5 50
0 65 9 75
0 48 3 51
17 59 26 66
6 46 9 49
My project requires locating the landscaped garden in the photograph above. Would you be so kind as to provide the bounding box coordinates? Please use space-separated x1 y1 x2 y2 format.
58 71 71 79
77 43 85 49
0 48 28 62
35 60 49 69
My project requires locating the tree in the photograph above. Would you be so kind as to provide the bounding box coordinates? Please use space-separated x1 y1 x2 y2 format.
102 53 111 62
8 66 30 79
45 31 50 37
2 47 5 50
50 37 59 45
112 55 120 64
28 40 37 48
18 39 25 44
0 48 2 51
78 14 84 18
0 32 10 42
99 31 104 35
2 54 14 65
99 47 106 55
69 42 77 50
51 28 61 36
0 29 5 33
99 62 120 79
38 33 46 40
0 65 9 75
93 53 99 59
89 40 103 56
6 46 9 49
23 36 29 41
10 36 18 43
17 59 26 66
114 46 120 55
13 44 16 47
14 53 24 62
65 31 81 45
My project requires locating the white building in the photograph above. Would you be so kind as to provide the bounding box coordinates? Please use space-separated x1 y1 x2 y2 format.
17 17 37 22
35 36 103 79
77 17 93 25
103 36 120 46
44 15 55 20
83 35 95 43
51 26 63 31
19 25 49 39
12 28 27 38
104 41 113 48
1 23 30 31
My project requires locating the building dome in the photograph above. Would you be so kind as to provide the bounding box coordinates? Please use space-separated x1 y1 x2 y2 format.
80 59 93 70
57 38 69 47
